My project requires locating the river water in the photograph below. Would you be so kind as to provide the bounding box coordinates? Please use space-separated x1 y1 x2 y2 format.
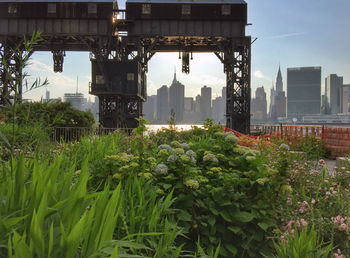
146 124 203 132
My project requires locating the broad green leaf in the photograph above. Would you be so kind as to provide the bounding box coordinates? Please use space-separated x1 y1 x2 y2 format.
208 216 216 226
257 222 269 231
0 130 10 148
220 210 232 222
228 226 241 234
209 206 219 216
177 210 192 222
232 211 254 223
225 243 237 256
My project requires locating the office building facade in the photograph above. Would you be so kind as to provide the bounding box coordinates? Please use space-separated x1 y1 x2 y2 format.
287 67 321 119
169 71 185 122
326 74 343 114
156 85 169 122
200 86 212 120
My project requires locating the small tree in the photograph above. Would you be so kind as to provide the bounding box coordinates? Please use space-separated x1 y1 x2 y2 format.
0 32 48 175
168 109 176 130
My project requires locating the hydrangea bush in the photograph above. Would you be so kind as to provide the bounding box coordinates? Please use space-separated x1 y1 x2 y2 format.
85 125 286 257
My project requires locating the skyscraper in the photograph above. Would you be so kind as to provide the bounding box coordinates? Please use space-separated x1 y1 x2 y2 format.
287 67 321 119
276 66 283 93
169 70 185 122
63 93 85 111
326 74 343 114
274 66 286 119
200 86 212 120
184 97 194 113
144 95 156 122
194 95 201 113
251 86 267 121
269 84 276 119
212 96 225 123
156 85 169 122
342 84 350 114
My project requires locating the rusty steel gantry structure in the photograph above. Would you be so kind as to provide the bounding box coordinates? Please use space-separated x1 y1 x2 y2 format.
0 0 251 133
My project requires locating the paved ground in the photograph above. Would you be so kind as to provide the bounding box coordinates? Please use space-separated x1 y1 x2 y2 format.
325 159 337 175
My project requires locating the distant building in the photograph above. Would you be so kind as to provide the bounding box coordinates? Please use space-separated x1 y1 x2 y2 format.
184 97 194 113
212 96 225 123
156 85 169 122
144 95 157 122
169 71 185 122
287 67 321 119
326 74 343 114
200 86 212 120
269 84 276 119
274 66 287 119
269 66 286 120
45 90 50 102
222 87 227 101
251 86 267 121
194 95 201 113
342 84 350 114
63 93 86 111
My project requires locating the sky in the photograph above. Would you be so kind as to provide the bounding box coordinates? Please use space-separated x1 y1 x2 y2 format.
24 0 350 106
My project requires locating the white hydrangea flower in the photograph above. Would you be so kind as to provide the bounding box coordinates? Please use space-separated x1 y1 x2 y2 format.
203 153 218 163
155 163 168 175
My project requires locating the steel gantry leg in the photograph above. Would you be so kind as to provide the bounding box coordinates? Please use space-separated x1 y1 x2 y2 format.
226 43 251 134
0 40 26 105
52 50 65 73
98 95 142 129
216 38 251 134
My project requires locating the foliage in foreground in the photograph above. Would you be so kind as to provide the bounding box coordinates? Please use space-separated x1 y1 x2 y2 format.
0 156 181 257
271 226 333 258
1 120 347 257
61 125 287 257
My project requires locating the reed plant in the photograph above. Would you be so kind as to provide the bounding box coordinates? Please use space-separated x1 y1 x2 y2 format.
0 154 181 257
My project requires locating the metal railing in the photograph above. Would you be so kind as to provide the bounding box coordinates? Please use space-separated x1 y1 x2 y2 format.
250 124 325 140
51 127 134 142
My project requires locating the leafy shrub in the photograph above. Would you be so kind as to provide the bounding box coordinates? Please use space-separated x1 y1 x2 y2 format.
0 123 51 159
86 124 284 257
2 101 95 128
292 136 328 159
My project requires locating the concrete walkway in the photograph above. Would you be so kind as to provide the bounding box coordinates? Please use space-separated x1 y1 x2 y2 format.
325 159 337 175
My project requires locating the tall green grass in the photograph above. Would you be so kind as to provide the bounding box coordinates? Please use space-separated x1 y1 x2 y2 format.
0 155 181 257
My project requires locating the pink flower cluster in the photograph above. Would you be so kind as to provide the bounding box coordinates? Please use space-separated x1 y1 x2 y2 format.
331 216 349 233
280 218 308 243
334 248 345 258
286 218 308 231
298 200 309 214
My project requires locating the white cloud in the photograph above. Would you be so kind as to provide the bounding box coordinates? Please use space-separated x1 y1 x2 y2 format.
254 70 265 79
28 59 53 73
262 32 307 40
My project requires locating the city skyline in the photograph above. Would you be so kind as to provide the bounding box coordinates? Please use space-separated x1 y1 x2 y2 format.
22 0 350 105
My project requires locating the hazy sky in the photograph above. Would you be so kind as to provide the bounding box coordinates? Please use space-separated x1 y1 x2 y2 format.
25 0 350 104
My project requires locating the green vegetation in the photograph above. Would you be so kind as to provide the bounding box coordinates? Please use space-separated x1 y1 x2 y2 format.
2 101 95 128
2 118 349 257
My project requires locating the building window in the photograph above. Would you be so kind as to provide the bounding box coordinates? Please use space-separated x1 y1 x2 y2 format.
182 5 191 15
47 4 56 14
142 4 151 15
8 3 17 14
96 75 104 84
88 3 97 14
127 73 135 81
222 5 231 16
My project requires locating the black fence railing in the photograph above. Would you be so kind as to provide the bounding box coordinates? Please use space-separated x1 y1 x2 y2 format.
51 127 134 142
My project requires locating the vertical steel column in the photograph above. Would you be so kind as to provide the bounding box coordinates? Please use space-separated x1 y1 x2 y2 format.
225 39 251 134
0 42 12 105
98 95 142 128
